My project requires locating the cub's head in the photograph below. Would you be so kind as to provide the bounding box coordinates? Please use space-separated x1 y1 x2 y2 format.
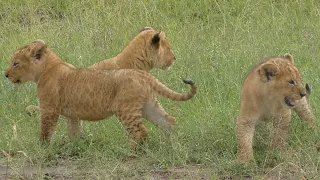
5 40 47 86
257 54 307 108
129 27 176 70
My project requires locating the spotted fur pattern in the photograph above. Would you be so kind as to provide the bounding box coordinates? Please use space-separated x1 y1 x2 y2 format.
5 40 196 149
26 27 178 127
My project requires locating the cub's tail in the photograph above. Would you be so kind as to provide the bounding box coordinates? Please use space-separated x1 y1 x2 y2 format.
306 83 311 99
148 76 197 101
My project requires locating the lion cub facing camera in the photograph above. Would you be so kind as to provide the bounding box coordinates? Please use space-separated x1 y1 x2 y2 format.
4 40 197 149
236 54 315 163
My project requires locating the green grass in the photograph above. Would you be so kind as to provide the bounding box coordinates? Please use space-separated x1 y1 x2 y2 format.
1 0 320 179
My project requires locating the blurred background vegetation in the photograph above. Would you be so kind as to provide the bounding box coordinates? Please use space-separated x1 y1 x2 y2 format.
0 0 319 179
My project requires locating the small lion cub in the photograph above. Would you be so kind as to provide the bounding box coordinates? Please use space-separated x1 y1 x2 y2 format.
236 54 309 163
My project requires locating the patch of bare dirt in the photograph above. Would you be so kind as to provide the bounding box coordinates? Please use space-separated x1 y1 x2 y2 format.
0 158 310 180
0 160 76 180
142 164 212 180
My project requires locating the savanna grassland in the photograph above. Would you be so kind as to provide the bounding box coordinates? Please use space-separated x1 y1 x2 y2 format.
1 0 320 179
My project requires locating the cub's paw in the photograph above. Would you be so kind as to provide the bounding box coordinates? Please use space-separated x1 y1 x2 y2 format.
25 105 40 116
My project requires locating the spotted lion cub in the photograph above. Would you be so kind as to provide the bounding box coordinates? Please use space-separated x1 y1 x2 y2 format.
236 54 315 163
5 40 197 149
26 27 177 126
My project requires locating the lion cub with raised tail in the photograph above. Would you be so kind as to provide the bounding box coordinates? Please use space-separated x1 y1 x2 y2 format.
5 40 197 149
26 27 178 126
236 54 314 163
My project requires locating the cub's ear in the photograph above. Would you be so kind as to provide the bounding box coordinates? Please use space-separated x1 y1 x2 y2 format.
139 27 153 32
30 40 47 60
32 39 46 44
283 53 294 63
259 63 279 82
151 32 161 47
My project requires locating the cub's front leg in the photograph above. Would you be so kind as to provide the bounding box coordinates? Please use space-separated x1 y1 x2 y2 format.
271 111 292 150
38 89 60 143
39 108 60 142
235 115 259 163
293 97 317 134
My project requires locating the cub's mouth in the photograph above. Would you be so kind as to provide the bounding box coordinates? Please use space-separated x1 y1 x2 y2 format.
162 61 174 70
8 77 21 85
14 79 21 83
7 77 22 87
284 97 295 107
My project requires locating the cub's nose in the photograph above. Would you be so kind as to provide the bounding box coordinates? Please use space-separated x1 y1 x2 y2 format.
5 73 8 78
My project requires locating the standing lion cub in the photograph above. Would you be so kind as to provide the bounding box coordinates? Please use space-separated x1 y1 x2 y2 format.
236 54 315 163
26 27 177 126
4 40 197 149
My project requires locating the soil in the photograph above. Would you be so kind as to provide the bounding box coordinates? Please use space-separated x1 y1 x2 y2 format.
0 161 308 180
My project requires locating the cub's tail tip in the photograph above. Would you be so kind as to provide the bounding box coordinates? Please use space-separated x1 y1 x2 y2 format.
182 79 195 85
306 83 311 95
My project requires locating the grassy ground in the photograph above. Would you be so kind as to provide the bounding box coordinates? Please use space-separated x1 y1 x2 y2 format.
1 0 319 179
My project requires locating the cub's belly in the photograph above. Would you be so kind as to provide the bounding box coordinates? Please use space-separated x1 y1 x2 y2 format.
61 107 114 121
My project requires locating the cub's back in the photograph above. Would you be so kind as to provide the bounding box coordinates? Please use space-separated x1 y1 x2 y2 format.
58 69 148 104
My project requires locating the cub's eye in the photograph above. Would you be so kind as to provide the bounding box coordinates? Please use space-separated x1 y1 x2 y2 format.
288 80 296 86
12 62 19 67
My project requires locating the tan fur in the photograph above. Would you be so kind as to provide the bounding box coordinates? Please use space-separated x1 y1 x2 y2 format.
293 92 317 134
90 27 177 126
90 27 175 71
5 40 196 149
236 54 312 163
26 27 177 126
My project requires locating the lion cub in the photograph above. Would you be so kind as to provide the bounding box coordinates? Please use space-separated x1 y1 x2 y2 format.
236 54 312 163
26 27 178 126
5 40 197 149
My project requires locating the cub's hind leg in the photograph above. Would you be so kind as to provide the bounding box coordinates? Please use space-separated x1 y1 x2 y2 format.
143 100 175 131
116 104 147 150
67 118 82 140
154 97 176 126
